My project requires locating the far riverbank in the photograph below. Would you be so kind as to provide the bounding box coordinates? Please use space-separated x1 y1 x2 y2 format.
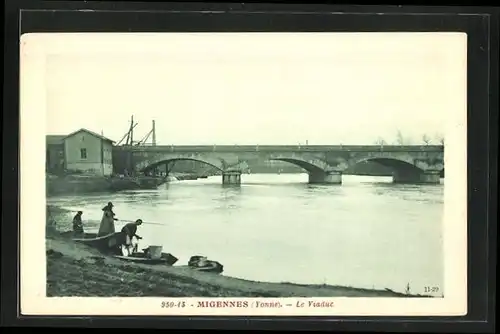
46 205 431 298
46 173 202 197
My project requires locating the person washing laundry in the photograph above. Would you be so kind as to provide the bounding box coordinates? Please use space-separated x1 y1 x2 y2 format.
120 219 143 255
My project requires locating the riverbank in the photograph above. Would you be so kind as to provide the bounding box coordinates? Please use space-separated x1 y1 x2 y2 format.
46 205 429 298
46 173 208 196
47 174 141 196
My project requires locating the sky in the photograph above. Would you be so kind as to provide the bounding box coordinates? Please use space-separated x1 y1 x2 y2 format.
43 32 466 145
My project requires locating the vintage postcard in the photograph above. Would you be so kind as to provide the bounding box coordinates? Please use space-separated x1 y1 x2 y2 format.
20 32 467 316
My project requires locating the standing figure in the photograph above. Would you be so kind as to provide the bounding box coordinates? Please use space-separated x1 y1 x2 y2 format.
72 211 84 237
121 219 143 256
97 202 118 237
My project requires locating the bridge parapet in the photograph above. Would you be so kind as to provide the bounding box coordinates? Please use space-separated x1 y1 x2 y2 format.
119 144 444 154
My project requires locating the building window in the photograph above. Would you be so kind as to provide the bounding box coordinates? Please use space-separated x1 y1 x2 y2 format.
80 148 87 159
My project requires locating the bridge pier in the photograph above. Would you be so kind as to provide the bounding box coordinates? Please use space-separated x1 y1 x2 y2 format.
419 171 441 184
393 170 441 184
308 171 342 185
222 170 242 186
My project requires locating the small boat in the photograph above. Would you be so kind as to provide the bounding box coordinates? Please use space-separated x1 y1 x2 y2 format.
187 255 224 274
59 231 124 253
189 262 224 274
114 251 179 265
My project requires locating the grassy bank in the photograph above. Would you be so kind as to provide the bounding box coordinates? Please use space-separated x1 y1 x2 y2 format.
46 205 429 298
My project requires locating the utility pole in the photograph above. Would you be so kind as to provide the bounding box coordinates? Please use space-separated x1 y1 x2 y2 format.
125 115 134 146
152 120 156 146
126 115 134 175
129 115 134 146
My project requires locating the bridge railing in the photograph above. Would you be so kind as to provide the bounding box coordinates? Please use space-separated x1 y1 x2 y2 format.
114 144 444 153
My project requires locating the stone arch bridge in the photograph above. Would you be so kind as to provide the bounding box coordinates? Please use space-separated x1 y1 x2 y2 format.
113 145 444 185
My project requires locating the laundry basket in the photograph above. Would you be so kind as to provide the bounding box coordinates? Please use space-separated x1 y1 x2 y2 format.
148 246 163 260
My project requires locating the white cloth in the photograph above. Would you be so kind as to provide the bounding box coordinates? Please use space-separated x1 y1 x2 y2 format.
125 234 132 246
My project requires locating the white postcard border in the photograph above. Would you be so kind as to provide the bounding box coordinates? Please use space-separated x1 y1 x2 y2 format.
19 32 468 316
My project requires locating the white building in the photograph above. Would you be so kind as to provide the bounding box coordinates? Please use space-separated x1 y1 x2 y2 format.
63 128 114 176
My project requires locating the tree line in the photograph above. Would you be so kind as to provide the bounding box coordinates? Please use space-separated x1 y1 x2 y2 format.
374 130 445 146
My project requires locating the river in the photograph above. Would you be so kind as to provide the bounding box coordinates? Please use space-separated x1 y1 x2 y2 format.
47 173 444 295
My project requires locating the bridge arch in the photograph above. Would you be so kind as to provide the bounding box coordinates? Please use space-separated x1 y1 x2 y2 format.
350 156 425 174
267 155 334 174
136 155 226 173
349 156 443 184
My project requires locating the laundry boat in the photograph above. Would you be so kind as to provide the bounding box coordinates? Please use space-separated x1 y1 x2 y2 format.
113 245 178 265
114 251 178 265
59 231 124 254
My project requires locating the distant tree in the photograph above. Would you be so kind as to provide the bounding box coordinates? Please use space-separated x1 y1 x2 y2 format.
422 134 431 145
438 135 445 145
432 133 445 146
375 137 386 146
395 130 405 145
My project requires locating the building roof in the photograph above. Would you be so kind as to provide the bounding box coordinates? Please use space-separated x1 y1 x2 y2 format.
46 135 66 145
63 128 115 143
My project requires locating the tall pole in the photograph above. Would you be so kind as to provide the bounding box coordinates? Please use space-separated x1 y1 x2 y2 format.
126 115 134 175
152 120 156 146
130 115 134 146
